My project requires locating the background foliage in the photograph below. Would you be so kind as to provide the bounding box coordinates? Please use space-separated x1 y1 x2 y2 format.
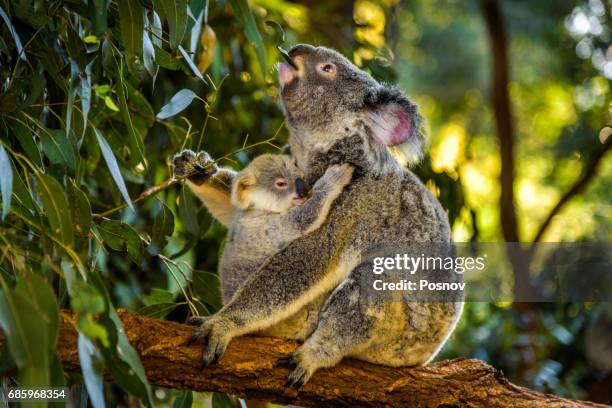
0 0 610 406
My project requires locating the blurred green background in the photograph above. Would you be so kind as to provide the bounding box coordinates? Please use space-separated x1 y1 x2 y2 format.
0 0 610 406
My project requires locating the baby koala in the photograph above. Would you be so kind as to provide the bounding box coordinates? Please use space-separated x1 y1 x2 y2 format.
220 154 354 302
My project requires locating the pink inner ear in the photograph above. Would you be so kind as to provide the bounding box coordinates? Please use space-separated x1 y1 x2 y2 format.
388 105 412 146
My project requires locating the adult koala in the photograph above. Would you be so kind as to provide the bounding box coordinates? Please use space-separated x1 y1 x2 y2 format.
182 44 463 387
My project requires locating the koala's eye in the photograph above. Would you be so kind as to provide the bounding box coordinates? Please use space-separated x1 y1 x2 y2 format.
275 178 288 188
317 62 336 76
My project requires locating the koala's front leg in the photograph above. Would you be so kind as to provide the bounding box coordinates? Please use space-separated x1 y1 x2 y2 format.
186 233 344 368
172 149 237 226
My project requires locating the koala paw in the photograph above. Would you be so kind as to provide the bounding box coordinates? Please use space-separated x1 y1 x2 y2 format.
275 351 315 389
185 315 235 370
172 149 218 185
314 164 354 195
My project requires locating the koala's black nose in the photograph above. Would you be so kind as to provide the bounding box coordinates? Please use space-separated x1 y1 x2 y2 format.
295 177 310 198
289 44 316 58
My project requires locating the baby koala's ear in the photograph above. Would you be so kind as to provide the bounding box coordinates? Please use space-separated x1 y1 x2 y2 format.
231 174 256 209
361 85 424 166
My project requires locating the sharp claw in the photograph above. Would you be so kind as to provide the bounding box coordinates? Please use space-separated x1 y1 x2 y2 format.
185 333 199 346
185 316 203 326
193 163 205 172
276 355 295 367
283 378 293 388
292 379 304 389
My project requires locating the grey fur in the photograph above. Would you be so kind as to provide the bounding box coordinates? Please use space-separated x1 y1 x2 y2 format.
180 44 463 386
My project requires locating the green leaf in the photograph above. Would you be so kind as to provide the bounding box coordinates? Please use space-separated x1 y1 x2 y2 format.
68 180 92 236
0 274 58 389
212 392 234 408
7 117 43 168
192 270 223 312
39 128 76 171
228 0 267 75
138 302 180 319
36 173 74 247
155 0 188 49
88 272 153 406
115 62 146 167
149 203 175 254
98 220 143 263
88 0 108 36
0 146 13 220
156 89 198 119
173 391 193 408
153 45 181 70
104 95 120 112
178 45 204 81
78 334 106 408
178 184 199 235
93 127 135 212
143 288 175 305
0 5 26 61
118 0 144 57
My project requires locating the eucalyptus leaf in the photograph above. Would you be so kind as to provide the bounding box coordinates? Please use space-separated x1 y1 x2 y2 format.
143 288 175 305
39 128 76 171
212 392 234 408
228 0 266 75
35 173 74 247
155 0 188 49
192 270 223 312
178 44 204 81
148 202 175 254
98 220 143 263
138 302 180 319
0 145 13 220
0 5 26 60
178 184 199 235
88 0 108 36
8 117 43 168
78 334 106 408
173 390 193 408
93 127 135 212
156 89 198 119
118 0 144 57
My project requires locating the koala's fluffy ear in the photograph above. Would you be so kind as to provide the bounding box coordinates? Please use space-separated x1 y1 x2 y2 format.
361 85 424 166
231 174 256 209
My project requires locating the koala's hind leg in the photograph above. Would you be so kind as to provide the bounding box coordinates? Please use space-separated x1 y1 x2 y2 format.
280 263 375 388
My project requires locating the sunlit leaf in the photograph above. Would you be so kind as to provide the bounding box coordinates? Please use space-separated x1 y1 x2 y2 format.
78 334 106 408
197 25 217 74
155 0 188 49
104 95 120 112
118 0 144 57
228 0 266 75
93 127 135 212
156 89 198 119
0 146 13 220
35 173 74 247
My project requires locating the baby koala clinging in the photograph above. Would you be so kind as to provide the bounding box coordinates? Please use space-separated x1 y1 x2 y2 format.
220 154 354 302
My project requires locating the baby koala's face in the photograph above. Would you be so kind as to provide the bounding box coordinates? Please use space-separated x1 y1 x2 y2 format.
231 154 310 213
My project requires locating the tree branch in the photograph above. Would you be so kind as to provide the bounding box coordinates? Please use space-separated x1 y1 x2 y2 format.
532 136 611 244
481 0 520 244
6 309 605 407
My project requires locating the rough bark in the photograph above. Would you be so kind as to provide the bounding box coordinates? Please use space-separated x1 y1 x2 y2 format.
33 310 607 407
